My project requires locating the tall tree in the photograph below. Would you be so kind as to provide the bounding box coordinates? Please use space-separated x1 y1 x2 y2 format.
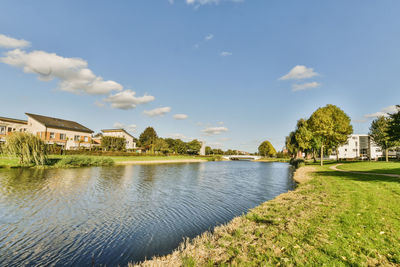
308 104 353 166
370 116 398 162
388 105 400 142
154 138 170 154
139 127 158 153
285 131 299 158
294 119 313 158
258 140 277 157
187 139 202 155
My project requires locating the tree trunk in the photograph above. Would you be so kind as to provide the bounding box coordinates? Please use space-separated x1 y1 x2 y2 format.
386 148 389 162
336 148 339 162
320 145 324 166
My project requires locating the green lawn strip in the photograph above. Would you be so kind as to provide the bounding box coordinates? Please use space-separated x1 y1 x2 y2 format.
110 155 209 162
135 165 400 266
337 161 400 175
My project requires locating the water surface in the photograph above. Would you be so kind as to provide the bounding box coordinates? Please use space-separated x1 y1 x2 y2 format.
0 161 295 266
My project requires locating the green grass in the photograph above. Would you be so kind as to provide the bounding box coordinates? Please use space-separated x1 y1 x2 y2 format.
0 155 24 168
135 163 400 266
53 155 114 167
337 161 400 175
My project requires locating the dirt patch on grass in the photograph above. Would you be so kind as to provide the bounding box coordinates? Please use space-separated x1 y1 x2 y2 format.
293 166 317 184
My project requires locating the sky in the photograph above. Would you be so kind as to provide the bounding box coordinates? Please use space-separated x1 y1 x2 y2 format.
0 0 399 152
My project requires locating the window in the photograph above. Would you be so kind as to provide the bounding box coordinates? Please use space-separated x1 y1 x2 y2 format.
345 149 347 152
84 136 88 142
60 133 66 140
7 127 12 132
0 126 5 134
74 135 80 141
50 132 55 139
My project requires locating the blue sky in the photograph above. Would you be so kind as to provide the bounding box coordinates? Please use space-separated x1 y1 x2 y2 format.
1 0 399 152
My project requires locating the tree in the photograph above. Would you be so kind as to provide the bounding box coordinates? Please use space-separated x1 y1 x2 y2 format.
205 146 213 155
285 131 299 158
294 119 313 158
187 139 202 155
139 127 158 153
258 140 277 157
4 132 47 165
369 116 398 162
101 136 126 151
154 138 170 155
388 105 400 142
308 104 353 166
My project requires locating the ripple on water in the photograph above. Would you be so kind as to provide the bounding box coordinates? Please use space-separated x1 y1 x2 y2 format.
0 161 295 266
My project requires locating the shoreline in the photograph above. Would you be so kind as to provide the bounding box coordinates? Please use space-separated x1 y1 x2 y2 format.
115 159 208 165
132 165 313 266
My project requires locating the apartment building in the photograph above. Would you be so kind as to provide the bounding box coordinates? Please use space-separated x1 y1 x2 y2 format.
101 129 137 150
333 134 383 160
0 116 28 143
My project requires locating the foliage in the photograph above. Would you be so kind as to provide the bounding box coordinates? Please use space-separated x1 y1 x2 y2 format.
369 116 398 162
101 136 126 151
4 132 47 165
205 146 213 155
55 156 114 167
187 139 202 155
308 104 353 165
388 105 400 142
289 158 305 168
258 140 277 157
139 127 158 152
294 119 313 154
154 138 170 154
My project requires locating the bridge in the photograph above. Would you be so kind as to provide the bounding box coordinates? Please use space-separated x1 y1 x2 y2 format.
222 155 262 161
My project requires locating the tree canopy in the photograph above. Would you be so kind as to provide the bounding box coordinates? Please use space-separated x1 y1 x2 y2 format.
369 116 398 162
388 105 400 142
258 140 277 157
139 127 158 152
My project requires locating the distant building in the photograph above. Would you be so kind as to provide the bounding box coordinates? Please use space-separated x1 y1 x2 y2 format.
0 116 28 143
199 141 206 156
101 129 137 150
26 113 94 150
331 134 382 160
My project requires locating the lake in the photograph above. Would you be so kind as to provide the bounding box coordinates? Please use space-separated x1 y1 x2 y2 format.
0 161 295 266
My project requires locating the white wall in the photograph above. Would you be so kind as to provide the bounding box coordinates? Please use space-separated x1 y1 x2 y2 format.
102 131 136 150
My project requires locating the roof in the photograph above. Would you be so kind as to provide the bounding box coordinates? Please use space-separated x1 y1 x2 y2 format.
0 116 27 125
101 128 135 139
26 113 93 134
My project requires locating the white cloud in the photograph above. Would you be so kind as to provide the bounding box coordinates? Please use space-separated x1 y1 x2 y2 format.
173 114 188 120
364 105 398 118
220 51 232 57
186 0 243 5
217 121 224 125
0 34 30 49
280 65 318 80
104 90 155 109
113 122 137 132
144 107 171 117
0 49 123 95
205 34 214 41
292 81 321 92
202 126 228 135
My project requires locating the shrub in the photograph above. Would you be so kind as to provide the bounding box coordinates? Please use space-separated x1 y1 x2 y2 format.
289 158 305 169
55 156 114 167
4 133 47 165
101 136 126 151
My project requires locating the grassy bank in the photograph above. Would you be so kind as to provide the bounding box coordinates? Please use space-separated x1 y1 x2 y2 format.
255 158 291 163
0 154 220 168
133 162 400 266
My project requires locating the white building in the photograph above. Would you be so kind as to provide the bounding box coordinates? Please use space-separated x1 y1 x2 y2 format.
101 129 137 150
332 134 383 160
0 116 28 143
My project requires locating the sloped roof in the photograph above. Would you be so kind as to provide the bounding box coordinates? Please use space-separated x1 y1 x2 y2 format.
0 116 28 125
26 113 93 133
101 128 135 139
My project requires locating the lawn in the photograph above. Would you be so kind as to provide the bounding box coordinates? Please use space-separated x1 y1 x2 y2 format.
135 163 400 266
110 155 213 162
337 161 400 175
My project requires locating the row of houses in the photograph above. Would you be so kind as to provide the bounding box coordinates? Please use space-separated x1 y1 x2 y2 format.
0 113 137 151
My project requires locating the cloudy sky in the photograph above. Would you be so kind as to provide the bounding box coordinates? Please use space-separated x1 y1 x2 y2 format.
0 0 399 152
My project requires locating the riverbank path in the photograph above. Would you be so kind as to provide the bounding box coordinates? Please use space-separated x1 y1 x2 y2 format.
330 164 400 178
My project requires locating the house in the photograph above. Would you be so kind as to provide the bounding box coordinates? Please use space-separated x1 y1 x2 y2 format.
0 116 28 143
25 113 94 150
101 129 137 150
332 134 382 160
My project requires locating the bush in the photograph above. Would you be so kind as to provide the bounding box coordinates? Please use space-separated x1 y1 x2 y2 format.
55 156 114 167
101 136 126 151
290 158 305 169
4 133 47 166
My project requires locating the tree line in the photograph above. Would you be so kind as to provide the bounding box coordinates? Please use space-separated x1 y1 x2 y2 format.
285 104 400 165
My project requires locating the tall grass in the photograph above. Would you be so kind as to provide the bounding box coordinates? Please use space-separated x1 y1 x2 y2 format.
55 156 114 167
4 133 47 166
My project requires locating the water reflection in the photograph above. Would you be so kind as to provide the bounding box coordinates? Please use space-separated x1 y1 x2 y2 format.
0 162 295 266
